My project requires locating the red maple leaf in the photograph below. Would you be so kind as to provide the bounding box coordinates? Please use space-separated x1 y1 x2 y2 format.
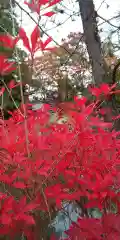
19 26 55 55
24 0 61 15
0 34 19 49
0 55 16 75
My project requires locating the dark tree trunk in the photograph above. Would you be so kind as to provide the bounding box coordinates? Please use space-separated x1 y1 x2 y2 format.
78 0 107 85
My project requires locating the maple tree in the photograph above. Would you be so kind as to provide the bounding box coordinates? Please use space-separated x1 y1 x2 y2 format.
0 0 120 240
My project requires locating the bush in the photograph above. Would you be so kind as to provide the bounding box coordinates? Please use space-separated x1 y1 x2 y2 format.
0 1 120 238
0 91 119 239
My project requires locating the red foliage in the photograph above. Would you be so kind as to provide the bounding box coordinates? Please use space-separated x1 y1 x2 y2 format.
0 1 120 239
19 25 55 57
66 214 120 240
24 0 61 15
0 34 19 49
0 55 16 75
0 91 119 239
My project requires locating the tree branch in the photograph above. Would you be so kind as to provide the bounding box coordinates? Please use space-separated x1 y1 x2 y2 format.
97 14 120 29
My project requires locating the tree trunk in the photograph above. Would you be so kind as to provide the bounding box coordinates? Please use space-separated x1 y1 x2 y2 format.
78 0 106 85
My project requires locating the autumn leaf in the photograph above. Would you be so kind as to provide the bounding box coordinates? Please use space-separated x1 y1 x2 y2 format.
0 214 12 225
0 55 16 75
13 182 27 189
31 25 40 53
19 28 31 53
0 87 5 96
43 11 56 17
17 214 35 225
0 34 19 49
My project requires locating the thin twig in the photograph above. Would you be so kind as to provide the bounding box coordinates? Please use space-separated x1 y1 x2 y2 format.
42 187 51 222
98 14 120 29
10 0 30 157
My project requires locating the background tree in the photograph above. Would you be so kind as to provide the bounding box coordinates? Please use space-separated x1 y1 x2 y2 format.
77 0 109 85
28 31 91 104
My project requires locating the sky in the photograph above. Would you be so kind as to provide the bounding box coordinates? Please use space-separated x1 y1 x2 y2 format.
14 0 120 54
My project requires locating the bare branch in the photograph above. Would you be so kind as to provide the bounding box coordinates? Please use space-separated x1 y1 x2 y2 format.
98 14 120 29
